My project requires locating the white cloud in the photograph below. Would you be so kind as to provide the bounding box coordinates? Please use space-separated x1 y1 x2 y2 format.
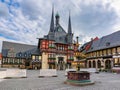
19 0 52 20
110 0 120 15
4 0 10 3
0 2 9 17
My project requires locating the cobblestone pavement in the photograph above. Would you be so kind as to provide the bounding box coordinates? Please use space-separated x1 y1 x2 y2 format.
0 70 120 90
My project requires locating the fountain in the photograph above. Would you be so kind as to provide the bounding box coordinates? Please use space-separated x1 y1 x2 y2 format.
64 59 94 86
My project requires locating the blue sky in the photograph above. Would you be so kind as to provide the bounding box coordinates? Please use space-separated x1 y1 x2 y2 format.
0 0 120 52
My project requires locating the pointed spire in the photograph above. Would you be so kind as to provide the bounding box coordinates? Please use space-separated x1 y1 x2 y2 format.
68 11 72 34
67 11 73 44
49 5 54 32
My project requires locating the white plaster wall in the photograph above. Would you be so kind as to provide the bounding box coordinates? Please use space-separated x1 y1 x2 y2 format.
42 52 48 69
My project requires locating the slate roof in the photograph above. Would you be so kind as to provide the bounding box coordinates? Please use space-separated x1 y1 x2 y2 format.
23 48 41 56
2 41 38 58
54 25 67 44
46 24 68 44
85 30 120 53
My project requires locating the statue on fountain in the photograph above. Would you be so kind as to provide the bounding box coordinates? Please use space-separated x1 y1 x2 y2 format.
64 36 94 86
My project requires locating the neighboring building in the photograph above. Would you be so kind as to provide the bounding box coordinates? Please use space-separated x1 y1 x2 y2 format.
2 41 39 69
80 31 120 69
1 7 79 70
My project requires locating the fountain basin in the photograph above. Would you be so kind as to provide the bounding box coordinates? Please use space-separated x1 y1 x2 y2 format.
64 71 94 86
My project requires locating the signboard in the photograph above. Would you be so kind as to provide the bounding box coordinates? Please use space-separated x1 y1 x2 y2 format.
39 69 57 77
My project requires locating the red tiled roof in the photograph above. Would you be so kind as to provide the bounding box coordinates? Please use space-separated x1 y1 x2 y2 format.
85 37 99 51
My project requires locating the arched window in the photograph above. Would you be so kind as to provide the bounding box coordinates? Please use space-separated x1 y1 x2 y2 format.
89 61 91 68
93 61 96 68
97 60 101 68
105 60 111 69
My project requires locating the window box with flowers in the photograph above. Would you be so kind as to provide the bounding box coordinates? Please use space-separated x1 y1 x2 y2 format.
68 46 73 50
48 57 56 60
49 46 56 49
68 48 73 50
68 58 74 60
49 43 56 49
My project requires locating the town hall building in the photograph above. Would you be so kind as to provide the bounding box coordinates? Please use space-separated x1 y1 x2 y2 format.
1 8 79 70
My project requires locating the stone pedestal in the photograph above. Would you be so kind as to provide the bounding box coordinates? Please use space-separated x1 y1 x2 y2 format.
64 71 94 86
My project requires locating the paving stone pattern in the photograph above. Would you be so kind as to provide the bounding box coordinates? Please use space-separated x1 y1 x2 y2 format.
0 70 120 90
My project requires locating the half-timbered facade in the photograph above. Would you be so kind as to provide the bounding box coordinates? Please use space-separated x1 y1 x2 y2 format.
1 41 41 69
80 31 120 70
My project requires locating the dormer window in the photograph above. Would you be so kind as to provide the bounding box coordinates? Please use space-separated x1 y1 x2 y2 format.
19 52 22 57
91 47 93 50
106 42 110 46
24 53 27 57
28 53 31 57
